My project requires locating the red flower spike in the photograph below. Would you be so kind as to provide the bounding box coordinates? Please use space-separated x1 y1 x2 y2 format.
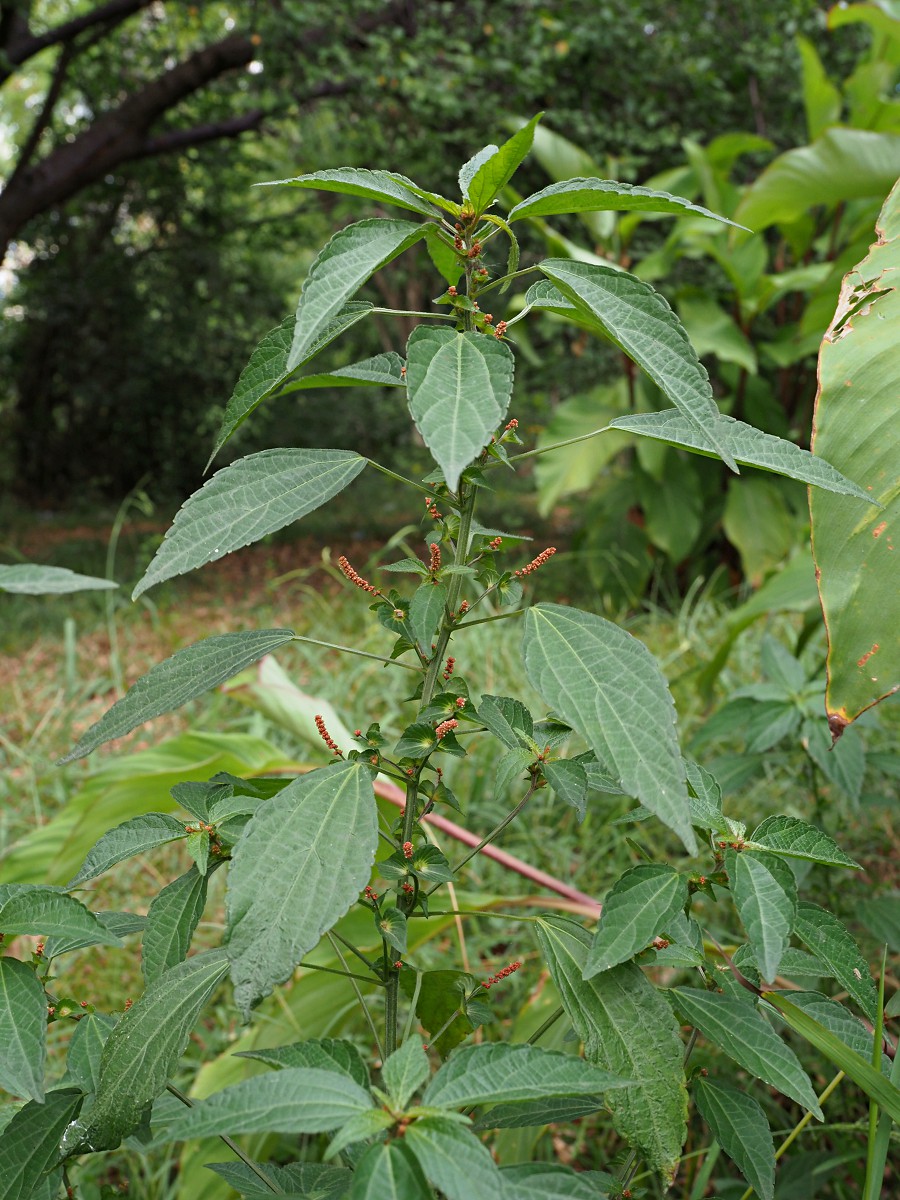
505 418 519 431
435 718 459 740
337 555 380 595
429 543 442 573
448 285 457 295
458 599 470 616
455 696 466 709
394 961 403 970
515 547 556 578
402 841 414 859
489 537 502 551
314 715 343 757
402 882 414 894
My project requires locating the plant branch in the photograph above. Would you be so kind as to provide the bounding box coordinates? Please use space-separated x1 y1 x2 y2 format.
293 633 420 671
299 960 383 986
327 932 383 1062
166 1083 284 1194
454 608 525 629
366 458 435 496
504 425 612 466
434 779 539 890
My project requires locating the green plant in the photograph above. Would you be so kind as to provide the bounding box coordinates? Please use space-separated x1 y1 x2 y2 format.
1 119 897 1200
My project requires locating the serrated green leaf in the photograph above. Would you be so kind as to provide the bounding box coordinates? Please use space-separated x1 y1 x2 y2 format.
536 915 687 1182
379 556 428 575
423 1042 627 1109
476 694 533 750
475 1096 607 1130
728 849 798 982
409 845 454 884
399 970 474 1054
43 911 145 959
60 629 296 763
61 949 228 1154
408 582 447 651
425 224 464 286
792 902 877 1018
466 114 542 213
393 722 437 760
260 167 442 217
494 748 534 800
539 258 737 472
609 409 872 500
142 866 211 983
326 1108 395 1161
749 815 860 869
510 176 741 226
207 1159 352 1198
208 304 373 463
0 565 117 595
185 829 209 876
0 1088 82 1200
159 1066 373 1142
459 144 498 196
66 1012 117 1095
226 762 377 1018
0 958 46 1102
406 327 514 491
345 1142 432 1200
134 450 367 598
542 758 588 820
67 813 187 887
382 1037 429 1108
684 758 728 832
236 1037 369 1090
283 351 406 392
694 1077 775 1200
289 219 426 372
405 1115 502 1200
523 604 695 852
585 864 688 978
0 886 118 945
499 1163 616 1198
377 906 408 956
671 988 823 1117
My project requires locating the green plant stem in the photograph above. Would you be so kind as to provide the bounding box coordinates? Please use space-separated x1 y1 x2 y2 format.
327 932 383 1062
412 909 539 922
166 1083 284 1194
427 1004 465 1048
384 962 400 1057
504 424 612 465
527 1005 564 1045
402 969 424 1045
370 306 456 320
299 960 383 986
421 483 477 705
434 780 539 890
478 265 541 294
293 633 420 672
455 608 525 629
330 929 381 973
366 458 436 497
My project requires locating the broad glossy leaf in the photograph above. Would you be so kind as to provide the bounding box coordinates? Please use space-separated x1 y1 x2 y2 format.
511 176 741 226
423 1042 627 1108
160 1066 373 1141
466 113 542 213
0 565 116 595
0 886 117 946
134 450 366 597
536 916 687 1183
609 409 871 500
66 1011 117 1095
792 902 877 1018
260 167 442 217
671 988 822 1117
404 1115 502 1200
236 1037 369 1089
408 581 447 652
382 1037 429 1108
288 219 426 371
694 1077 775 1200
406 327 514 491
60 629 296 763
810 179 900 725
727 849 798 982
748 815 860 869
523 604 694 851
735 128 900 230
208 304 372 463
0 1088 82 1200
585 864 689 977
62 949 229 1154
499 1163 616 1199
345 1142 432 1200
142 866 211 983
67 813 187 886
225 762 377 1018
283 351 406 391
0 958 46 1102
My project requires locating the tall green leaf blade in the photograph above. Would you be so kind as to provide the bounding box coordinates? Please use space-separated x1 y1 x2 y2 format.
671 988 823 1117
208 303 372 464
810 179 900 725
693 1077 775 1200
404 1116 503 1200
0 1088 82 1200
727 849 798 982
67 813 187 887
540 258 738 471
225 761 377 1018
0 565 117 595
0 886 118 945
536 915 687 1183
59 629 296 763
609 410 871 500
62 949 229 1154
346 1142 432 1200
748 815 860 869
158 1067 373 1141
134 449 367 598
0 958 46 1102
260 168 443 217
510 177 741 227
423 1043 627 1108
466 114 542 213
523 604 695 852
382 1038 430 1109
142 865 211 983
406 327 514 491
236 1037 369 1089
585 864 689 977
792 902 877 1019
288 219 427 372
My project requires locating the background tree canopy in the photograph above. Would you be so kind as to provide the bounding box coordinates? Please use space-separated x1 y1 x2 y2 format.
0 0 868 502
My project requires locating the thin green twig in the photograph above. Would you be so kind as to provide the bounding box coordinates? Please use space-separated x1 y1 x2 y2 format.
166 1083 284 1194
327 932 384 1062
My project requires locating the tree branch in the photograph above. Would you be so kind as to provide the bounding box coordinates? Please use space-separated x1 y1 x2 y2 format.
135 110 266 159
1 0 154 79
9 42 75 181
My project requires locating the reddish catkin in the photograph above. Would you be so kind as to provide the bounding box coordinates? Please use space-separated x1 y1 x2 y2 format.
515 547 556 577
434 718 459 740
314 714 342 757
402 841 414 860
337 555 379 595
489 536 502 551
458 599 470 616
443 656 455 680
429 542 442 573
483 960 522 989
504 417 518 432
